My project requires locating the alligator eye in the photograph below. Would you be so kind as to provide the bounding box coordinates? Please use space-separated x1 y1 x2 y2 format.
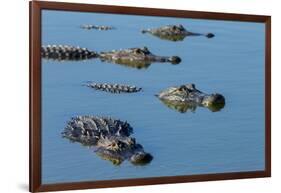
179 85 186 91
134 49 142 54
111 142 117 147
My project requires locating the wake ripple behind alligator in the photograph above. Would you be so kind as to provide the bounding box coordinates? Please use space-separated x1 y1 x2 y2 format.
62 116 153 165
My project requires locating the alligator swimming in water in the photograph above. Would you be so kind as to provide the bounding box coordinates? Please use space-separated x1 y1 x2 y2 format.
142 24 215 41
62 116 153 165
41 45 98 61
156 84 225 112
80 24 114 30
85 82 142 93
98 47 181 69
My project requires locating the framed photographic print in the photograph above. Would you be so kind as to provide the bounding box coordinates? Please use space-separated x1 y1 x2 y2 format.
30 1 271 192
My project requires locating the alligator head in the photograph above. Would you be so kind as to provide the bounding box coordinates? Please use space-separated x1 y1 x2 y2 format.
95 136 153 165
142 24 215 41
157 84 225 112
62 116 153 165
99 47 181 69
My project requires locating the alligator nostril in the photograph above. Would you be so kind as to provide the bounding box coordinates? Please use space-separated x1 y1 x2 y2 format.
130 152 153 165
170 56 181 64
213 94 225 104
206 33 215 38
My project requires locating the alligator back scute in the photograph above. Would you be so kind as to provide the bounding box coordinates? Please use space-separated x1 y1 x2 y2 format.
85 82 142 93
41 45 98 61
62 116 152 165
62 116 133 146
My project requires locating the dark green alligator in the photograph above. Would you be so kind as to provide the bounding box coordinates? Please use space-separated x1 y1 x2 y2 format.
62 116 153 165
142 24 215 41
156 84 225 112
98 47 181 69
85 82 142 93
80 24 114 30
41 45 98 61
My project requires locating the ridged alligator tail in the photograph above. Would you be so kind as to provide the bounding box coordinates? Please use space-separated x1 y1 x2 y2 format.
41 45 98 61
85 82 142 93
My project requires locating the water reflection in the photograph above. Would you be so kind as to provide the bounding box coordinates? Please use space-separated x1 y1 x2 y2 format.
158 98 225 113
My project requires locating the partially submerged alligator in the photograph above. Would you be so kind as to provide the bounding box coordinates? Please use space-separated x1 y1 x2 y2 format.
62 116 153 165
80 24 114 30
142 24 215 41
85 82 142 93
156 84 225 112
99 47 181 68
41 45 98 61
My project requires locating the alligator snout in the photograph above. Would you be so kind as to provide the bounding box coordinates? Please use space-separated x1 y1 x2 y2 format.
130 152 153 165
168 56 181 64
206 33 215 38
202 93 225 107
211 94 225 104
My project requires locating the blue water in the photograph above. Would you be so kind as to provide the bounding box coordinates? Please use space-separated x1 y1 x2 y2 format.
41 10 265 184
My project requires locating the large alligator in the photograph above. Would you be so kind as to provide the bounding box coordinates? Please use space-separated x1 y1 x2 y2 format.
62 116 153 165
85 82 142 93
41 45 98 61
142 24 215 41
80 24 114 30
156 84 225 112
98 47 181 69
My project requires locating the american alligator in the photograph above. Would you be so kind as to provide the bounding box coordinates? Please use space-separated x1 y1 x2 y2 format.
62 116 153 165
142 24 215 41
80 24 114 30
156 84 225 112
85 82 142 93
99 47 181 68
41 45 98 61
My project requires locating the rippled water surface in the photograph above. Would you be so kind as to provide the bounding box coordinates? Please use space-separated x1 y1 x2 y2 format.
41 10 265 184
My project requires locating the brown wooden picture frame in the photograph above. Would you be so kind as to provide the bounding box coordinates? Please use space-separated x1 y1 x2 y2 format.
30 1 271 192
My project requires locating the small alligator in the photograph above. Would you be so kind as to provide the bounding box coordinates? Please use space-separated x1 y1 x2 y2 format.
41 45 98 61
99 47 181 68
80 24 114 30
85 82 142 93
156 84 225 112
62 116 153 165
142 24 215 41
